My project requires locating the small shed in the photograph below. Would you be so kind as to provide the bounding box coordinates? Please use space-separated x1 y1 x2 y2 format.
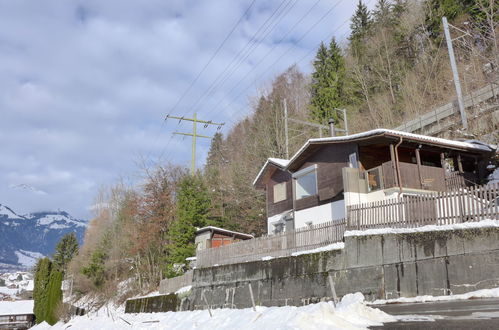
195 226 253 251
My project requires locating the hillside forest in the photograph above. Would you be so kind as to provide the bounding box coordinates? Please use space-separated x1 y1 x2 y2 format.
60 0 497 307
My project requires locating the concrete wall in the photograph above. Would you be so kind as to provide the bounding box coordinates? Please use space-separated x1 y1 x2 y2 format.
188 227 499 310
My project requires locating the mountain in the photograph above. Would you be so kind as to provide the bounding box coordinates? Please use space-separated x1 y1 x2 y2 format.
0 204 87 272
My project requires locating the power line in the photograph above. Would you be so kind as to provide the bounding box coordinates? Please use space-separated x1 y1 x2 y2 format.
184 0 296 117
209 0 345 122
166 0 257 116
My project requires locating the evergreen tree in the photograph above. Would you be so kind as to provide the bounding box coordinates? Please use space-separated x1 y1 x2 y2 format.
425 0 475 39
309 38 346 123
53 232 79 273
81 249 107 287
373 0 393 26
34 258 51 324
33 258 61 325
350 0 372 45
165 174 211 277
45 270 63 325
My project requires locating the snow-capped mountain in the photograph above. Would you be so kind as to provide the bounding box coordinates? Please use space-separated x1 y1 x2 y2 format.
0 204 87 272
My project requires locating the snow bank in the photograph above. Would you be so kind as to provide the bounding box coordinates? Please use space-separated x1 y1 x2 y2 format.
34 292 395 330
291 242 345 256
371 287 499 305
175 285 192 295
345 219 499 237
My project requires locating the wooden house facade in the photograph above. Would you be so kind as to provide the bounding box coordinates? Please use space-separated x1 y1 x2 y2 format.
254 129 496 234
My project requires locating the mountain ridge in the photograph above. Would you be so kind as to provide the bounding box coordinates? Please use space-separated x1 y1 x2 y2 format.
0 203 87 272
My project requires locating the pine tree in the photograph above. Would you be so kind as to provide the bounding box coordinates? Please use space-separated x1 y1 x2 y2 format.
81 249 107 287
165 174 211 277
53 232 79 273
350 0 372 44
425 0 475 39
373 0 393 26
309 38 346 123
205 132 230 227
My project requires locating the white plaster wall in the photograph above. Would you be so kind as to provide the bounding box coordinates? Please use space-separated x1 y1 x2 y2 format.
267 212 289 234
294 199 345 229
344 190 387 207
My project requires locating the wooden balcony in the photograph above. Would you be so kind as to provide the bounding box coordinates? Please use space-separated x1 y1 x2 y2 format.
366 160 465 192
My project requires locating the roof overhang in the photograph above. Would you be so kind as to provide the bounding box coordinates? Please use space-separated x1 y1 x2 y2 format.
195 226 254 239
253 158 290 189
285 129 495 172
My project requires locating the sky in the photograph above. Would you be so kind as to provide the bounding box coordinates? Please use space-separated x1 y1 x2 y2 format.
0 0 372 219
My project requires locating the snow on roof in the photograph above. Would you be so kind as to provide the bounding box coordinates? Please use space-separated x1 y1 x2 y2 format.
253 129 495 187
0 300 34 316
287 129 495 169
196 226 254 239
268 158 289 167
252 158 289 187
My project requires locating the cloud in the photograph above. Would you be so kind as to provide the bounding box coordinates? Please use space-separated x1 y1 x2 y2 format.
0 0 359 219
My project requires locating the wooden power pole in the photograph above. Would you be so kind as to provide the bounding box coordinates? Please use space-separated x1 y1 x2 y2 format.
166 113 224 174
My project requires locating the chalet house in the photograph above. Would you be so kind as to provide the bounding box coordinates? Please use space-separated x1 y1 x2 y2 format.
195 226 254 251
254 129 496 234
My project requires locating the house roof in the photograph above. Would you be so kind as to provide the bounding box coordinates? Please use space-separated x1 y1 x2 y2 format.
254 129 496 187
195 226 254 239
252 158 289 188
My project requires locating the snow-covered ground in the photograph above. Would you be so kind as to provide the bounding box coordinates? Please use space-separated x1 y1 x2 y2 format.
33 293 396 330
345 219 499 237
371 287 499 305
0 271 34 300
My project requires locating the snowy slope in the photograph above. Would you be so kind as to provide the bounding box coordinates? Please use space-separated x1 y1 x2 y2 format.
33 293 396 330
0 204 87 272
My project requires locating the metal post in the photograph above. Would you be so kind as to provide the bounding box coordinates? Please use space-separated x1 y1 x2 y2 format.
442 17 468 130
329 118 336 137
192 112 197 174
248 283 256 311
284 99 289 159
342 109 349 135
327 275 338 308
201 290 213 317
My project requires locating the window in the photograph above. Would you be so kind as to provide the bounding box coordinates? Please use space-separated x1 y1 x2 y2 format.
366 166 383 192
349 153 358 168
293 165 317 199
273 182 287 203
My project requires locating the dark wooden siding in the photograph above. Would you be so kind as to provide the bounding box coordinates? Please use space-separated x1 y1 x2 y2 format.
295 143 357 208
266 169 293 217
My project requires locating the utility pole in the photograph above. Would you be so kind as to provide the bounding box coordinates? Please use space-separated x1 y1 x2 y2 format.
442 16 468 130
166 113 224 174
283 99 289 159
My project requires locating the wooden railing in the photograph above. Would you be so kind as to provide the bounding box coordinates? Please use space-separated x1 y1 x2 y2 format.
196 220 346 268
347 183 499 230
197 184 498 268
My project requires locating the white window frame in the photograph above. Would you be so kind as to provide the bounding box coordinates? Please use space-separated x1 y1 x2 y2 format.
292 165 318 200
273 182 287 203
